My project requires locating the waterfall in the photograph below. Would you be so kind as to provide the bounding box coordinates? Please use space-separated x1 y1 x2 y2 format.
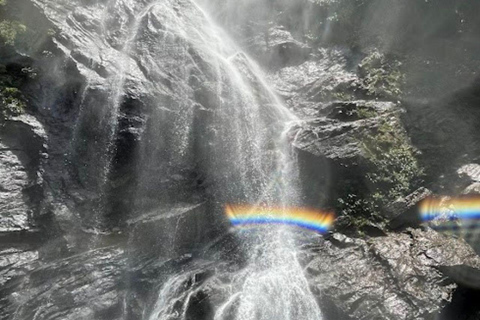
46 0 323 317
137 1 323 319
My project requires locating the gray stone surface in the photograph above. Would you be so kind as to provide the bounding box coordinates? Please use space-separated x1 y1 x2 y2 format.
303 229 480 320
0 115 46 233
1 247 126 320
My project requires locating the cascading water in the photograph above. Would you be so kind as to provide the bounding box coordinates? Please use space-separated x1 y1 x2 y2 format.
135 1 324 319
40 0 324 318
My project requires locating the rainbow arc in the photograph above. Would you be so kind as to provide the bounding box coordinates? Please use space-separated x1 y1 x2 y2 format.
225 204 335 234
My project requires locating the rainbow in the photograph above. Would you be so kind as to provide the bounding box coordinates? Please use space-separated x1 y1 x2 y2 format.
225 204 335 234
420 196 480 222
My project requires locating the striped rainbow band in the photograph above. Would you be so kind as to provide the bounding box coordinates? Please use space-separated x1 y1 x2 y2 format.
225 204 335 234
420 196 480 222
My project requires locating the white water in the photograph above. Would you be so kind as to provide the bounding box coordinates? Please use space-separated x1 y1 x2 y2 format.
142 1 323 319
148 233 322 320
60 0 322 317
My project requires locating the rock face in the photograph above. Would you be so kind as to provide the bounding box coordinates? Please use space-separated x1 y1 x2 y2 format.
293 100 397 162
458 164 480 183
26 0 300 234
0 145 31 232
0 114 46 234
133 228 480 320
128 202 223 258
304 229 480 320
385 187 433 229
1 247 126 320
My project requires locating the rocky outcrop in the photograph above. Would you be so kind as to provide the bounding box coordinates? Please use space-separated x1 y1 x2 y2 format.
0 247 39 320
132 228 480 320
458 164 480 184
1 247 126 320
385 187 432 229
293 101 397 162
457 164 480 195
304 229 480 320
0 114 46 234
269 48 360 112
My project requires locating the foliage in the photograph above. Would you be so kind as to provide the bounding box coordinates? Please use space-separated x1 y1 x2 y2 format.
356 106 377 119
337 193 383 235
360 120 424 208
337 115 424 235
332 91 355 102
0 0 34 121
0 0 27 46
358 51 405 99
0 20 26 46
0 86 25 120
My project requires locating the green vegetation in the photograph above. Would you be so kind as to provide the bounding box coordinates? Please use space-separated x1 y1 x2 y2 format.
361 120 424 206
0 0 29 120
0 86 25 120
0 65 26 121
358 51 404 99
356 106 377 119
337 193 384 236
0 20 26 46
0 0 26 46
332 91 355 102
337 115 424 234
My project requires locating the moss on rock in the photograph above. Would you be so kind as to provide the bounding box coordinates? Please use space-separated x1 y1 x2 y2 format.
336 110 424 235
0 0 27 46
361 119 424 205
358 51 404 99
0 86 25 120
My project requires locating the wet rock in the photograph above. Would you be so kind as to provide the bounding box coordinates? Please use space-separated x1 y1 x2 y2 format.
128 202 219 257
30 0 292 234
137 228 480 320
0 247 39 287
462 183 480 195
457 164 480 185
0 114 46 234
304 228 480 320
0 144 31 232
262 26 311 67
291 100 399 208
293 100 397 164
269 48 360 113
0 247 39 320
3 247 127 320
1 1 478 319
385 187 432 229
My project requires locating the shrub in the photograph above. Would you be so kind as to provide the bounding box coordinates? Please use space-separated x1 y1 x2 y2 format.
337 115 424 234
0 86 25 120
0 20 26 46
0 0 27 46
361 120 424 208
358 51 404 99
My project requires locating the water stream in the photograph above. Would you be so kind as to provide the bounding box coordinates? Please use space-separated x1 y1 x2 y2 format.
139 1 323 319
57 0 323 318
